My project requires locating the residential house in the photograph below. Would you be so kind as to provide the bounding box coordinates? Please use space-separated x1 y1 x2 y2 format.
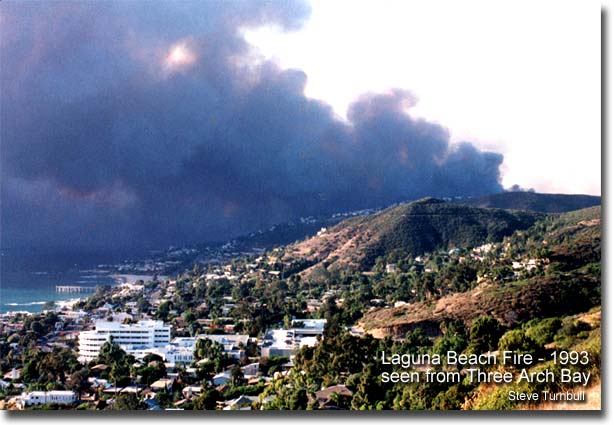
18 390 76 408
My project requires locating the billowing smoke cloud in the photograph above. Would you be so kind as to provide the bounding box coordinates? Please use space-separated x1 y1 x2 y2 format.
1 0 503 252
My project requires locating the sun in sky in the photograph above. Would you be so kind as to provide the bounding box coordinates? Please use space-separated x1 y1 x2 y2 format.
164 41 196 71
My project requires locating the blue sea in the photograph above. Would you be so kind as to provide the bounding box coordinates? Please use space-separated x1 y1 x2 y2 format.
0 249 128 314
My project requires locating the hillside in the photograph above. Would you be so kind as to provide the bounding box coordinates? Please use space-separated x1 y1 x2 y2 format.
357 272 600 338
456 191 600 213
358 206 601 338
233 219 341 250
283 198 541 277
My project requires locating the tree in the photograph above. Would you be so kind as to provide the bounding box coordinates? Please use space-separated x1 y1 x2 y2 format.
404 328 432 353
142 353 164 364
110 361 131 388
136 297 151 313
320 295 339 320
433 334 467 358
30 320 45 337
469 316 504 353
97 338 133 387
97 337 124 365
525 317 562 347
136 353 166 385
230 365 245 387
261 374 309 410
194 338 224 364
156 392 173 408
283 314 293 329
156 301 172 321
184 308 196 326
67 369 90 400
113 393 143 410
350 364 382 410
193 389 221 410
433 320 468 357
432 385 466 410
138 360 166 386
40 347 80 384
259 356 288 376
498 329 542 366
21 351 43 383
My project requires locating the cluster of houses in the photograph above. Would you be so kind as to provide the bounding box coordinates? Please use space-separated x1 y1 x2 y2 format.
383 241 548 279
96 240 271 281
96 247 199 276
77 318 326 367
0 235 345 410
1 316 327 410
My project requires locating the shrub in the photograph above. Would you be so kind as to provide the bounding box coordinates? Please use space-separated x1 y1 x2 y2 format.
468 316 504 353
524 317 562 347
498 329 541 365
556 319 592 342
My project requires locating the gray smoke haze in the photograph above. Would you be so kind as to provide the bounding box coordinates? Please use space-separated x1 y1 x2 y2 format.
1 0 503 252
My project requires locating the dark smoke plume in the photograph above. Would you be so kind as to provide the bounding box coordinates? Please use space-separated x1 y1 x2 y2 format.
1 1 503 252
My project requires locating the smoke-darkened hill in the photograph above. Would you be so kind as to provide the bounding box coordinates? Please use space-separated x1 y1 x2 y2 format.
283 198 542 276
455 191 600 213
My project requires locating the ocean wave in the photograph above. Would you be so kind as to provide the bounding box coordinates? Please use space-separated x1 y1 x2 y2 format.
5 301 47 306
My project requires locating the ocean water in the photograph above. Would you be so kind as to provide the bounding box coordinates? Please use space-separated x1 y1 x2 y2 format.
0 269 117 313
0 249 125 314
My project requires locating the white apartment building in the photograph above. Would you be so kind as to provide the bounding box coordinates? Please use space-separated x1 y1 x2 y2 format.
78 320 171 363
173 334 250 360
114 334 251 367
199 334 249 359
261 319 326 358
128 344 195 366
18 390 76 408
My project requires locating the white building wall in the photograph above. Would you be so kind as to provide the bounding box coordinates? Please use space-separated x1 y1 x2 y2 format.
78 320 170 363
21 391 76 406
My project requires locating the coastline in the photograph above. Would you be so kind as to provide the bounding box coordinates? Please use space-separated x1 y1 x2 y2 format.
1 273 165 315
1 271 121 315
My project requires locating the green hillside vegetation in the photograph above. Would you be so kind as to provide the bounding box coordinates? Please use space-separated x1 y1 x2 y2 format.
359 206 601 338
263 206 600 410
366 198 540 266
359 271 599 338
255 205 601 409
261 307 600 410
284 198 542 277
469 309 601 410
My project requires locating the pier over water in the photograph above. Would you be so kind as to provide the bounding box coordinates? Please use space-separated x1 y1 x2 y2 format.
55 285 97 293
